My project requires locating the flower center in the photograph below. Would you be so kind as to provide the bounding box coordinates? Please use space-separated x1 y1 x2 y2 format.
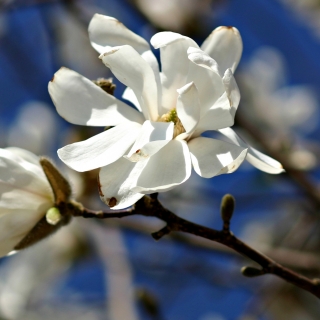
158 109 186 138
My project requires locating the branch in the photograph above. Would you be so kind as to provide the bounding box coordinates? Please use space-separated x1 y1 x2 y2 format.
133 195 320 299
101 217 320 272
72 195 320 299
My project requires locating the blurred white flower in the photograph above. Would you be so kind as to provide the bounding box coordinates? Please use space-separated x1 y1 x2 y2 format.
49 14 283 210
0 148 54 257
7 101 58 155
133 0 212 33
240 47 319 135
239 47 320 170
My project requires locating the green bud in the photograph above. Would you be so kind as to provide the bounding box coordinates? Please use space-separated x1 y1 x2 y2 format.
46 207 62 225
220 194 235 223
241 266 265 277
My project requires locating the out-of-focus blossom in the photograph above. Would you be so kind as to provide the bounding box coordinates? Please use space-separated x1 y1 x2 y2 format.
281 0 320 39
239 47 319 170
133 0 214 34
7 101 58 155
240 47 318 134
0 148 54 257
49 14 284 210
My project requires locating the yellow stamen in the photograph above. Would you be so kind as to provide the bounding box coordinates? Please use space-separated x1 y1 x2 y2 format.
158 108 186 138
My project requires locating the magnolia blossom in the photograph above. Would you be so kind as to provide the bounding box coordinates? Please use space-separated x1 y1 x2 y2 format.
49 14 283 210
0 148 54 257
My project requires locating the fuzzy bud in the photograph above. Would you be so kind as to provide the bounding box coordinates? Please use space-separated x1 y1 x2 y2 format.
241 266 265 277
220 194 235 224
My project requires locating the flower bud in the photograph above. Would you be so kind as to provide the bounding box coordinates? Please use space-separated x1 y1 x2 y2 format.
46 207 62 225
241 266 265 277
220 194 235 224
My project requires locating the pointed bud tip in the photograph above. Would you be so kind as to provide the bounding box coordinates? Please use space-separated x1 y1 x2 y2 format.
220 194 235 223
241 266 265 277
40 157 72 204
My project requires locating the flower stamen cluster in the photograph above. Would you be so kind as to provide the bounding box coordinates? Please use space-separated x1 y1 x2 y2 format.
158 108 186 138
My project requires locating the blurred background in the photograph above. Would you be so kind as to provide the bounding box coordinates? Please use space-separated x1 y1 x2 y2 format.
1 0 320 319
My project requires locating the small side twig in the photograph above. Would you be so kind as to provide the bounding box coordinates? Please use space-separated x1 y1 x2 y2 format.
71 195 320 299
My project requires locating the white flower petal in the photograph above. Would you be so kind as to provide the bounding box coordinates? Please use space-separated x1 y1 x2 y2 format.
100 46 159 121
126 141 171 162
5 147 40 166
48 68 144 126
99 157 147 209
201 26 243 74
133 140 191 193
219 128 284 174
187 47 221 76
58 122 142 172
187 55 225 116
151 32 197 49
122 87 142 112
126 120 173 160
0 208 50 257
88 14 159 73
89 14 148 53
176 82 200 133
151 32 198 114
89 14 161 106
193 92 234 135
188 137 247 178
0 149 52 200
223 68 240 117
0 149 53 257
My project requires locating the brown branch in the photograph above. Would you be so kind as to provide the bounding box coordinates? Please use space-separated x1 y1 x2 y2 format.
71 195 320 299
133 196 320 299
73 206 135 219
102 217 320 272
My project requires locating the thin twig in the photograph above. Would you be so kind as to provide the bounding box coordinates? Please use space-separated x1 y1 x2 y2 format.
73 195 320 299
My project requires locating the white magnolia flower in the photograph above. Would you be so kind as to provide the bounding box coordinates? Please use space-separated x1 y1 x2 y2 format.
0 147 54 257
49 14 284 210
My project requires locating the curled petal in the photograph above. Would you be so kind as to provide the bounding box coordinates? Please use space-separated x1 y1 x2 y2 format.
201 26 243 74
133 140 191 193
89 14 150 53
100 46 159 121
193 92 234 135
49 68 144 126
176 82 200 133
219 128 285 174
88 14 159 74
223 68 240 117
58 122 142 172
99 157 147 209
126 120 173 160
187 51 225 116
187 47 220 76
188 137 247 178
151 32 198 114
